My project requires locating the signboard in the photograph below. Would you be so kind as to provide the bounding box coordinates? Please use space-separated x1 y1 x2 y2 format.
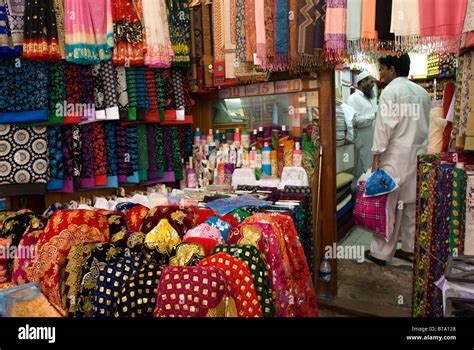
218 79 305 99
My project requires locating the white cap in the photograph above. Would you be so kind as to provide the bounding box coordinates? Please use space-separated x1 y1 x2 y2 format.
258 127 263 131
356 70 371 85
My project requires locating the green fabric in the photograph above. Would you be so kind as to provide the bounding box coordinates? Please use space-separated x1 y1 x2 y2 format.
154 69 166 121
449 168 466 253
137 124 149 182
230 208 251 223
125 67 137 121
155 124 165 178
171 126 183 181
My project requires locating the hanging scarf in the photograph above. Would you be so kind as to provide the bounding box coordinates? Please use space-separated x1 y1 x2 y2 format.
244 0 256 63
262 0 275 71
212 0 227 84
116 67 129 119
418 0 468 52
346 0 362 56
79 124 95 189
71 125 82 190
163 126 174 172
375 0 394 51
324 0 347 63
235 0 246 67
80 65 96 122
201 1 213 87
274 0 289 70
191 3 204 91
65 0 114 64
112 0 145 66
91 123 108 186
154 69 166 120
64 63 82 124
47 61 66 124
449 168 466 253
254 0 266 67
360 0 377 51
145 67 159 122
53 0 66 59
0 0 24 57
123 124 138 182
390 0 420 52
166 0 191 67
296 0 324 71
23 0 61 60
224 0 236 78
142 0 174 68
104 122 118 187
115 124 128 183
463 0 474 34
59 125 73 193
125 67 137 120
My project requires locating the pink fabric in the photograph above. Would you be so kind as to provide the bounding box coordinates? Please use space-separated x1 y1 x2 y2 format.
418 0 468 39
353 181 389 239
254 0 266 66
12 229 42 285
183 224 225 244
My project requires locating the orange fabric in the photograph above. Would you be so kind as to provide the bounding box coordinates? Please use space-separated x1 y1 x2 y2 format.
361 0 377 44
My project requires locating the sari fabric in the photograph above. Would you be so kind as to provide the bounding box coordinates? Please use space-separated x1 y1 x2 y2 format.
125 205 150 232
199 252 263 317
243 213 318 317
212 244 275 317
0 0 25 57
144 218 182 255
169 242 205 266
31 210 109 310
154 265 238 317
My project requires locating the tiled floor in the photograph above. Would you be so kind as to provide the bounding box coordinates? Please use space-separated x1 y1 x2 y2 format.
339 226 413 267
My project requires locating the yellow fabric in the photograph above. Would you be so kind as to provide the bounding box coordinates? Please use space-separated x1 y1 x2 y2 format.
336 173 354 189
145 219 181 255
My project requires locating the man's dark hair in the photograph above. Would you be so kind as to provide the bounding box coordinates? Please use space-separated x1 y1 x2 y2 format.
379 53 411 77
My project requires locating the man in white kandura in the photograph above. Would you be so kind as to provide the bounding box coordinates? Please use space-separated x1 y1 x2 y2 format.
346 70 377 186
365 53 431 266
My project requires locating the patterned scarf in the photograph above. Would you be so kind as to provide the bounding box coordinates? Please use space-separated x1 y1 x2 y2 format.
275 0 289 70
324 0 347 63
0 0 25 57
201 1 214 87
166 0 191 67
296 0 325 71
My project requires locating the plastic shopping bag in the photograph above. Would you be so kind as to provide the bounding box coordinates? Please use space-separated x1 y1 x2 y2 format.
364 168 399 197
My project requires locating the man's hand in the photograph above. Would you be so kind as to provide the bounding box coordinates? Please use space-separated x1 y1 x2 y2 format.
372 154 381 172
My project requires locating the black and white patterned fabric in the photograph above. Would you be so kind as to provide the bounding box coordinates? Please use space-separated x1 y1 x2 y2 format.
0 125 49 185
115 67 129 119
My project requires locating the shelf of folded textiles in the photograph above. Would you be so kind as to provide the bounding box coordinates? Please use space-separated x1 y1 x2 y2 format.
411 74 456 81
118 110 193 125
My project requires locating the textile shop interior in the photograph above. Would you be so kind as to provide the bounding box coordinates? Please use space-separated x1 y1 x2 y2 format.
0 0 473 318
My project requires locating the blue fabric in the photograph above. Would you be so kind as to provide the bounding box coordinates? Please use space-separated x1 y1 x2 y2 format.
0 110 48 124
337 202 354 220
275 0 289 58
206 216 232 242
365 169 398 197
205 195 269 216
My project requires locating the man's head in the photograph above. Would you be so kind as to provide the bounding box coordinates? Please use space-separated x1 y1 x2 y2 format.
356 70 375 99
378 53 411 84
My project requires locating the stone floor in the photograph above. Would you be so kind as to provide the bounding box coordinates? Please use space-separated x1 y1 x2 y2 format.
318 226 413 317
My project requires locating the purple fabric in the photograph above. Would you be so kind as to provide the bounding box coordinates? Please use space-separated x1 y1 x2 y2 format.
116 124 131 180
147 124 158 181
12 229 42 285
80 124 95 188
163 126 174 172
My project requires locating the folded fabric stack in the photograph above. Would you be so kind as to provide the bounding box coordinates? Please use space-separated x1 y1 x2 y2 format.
336 101 347 147
336 173 354 240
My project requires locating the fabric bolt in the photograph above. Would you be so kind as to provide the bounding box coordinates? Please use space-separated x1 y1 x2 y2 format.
139 205 195 237
201 0 213 87
93 256 144 317
78 65 95 123
211 244 274 317
114 260 166 317
72 233 145 317
115 67 129 119
199 252 263 317
115 124 129 182
154 69 166 120
274 0 289 69
243 213 318 317
142 0 174 68
171 126 184 181
79 124 95 189
64 62 81 124
146 124 158 181
65 0 114 64
223 0 236 77
0 0 24 56
227 222 289 316
163 126 174 173
324 0 347 63
103 122 118 187
112 0 145 66
23 0 61 61
169 242 205 267
134 66 148 119
125 67 137 120
154 265 238 317
30 210 109 311
205 216 232 242
48 61 66 124
63 125 78 192
449 168 466 254
91 123 108 186
144 218 182 255
125 205 149 232
154 124 165 178
125 125 139 183
183 223 225 245
0 58 49 123
47 126 64 191
11 222 44 286
144 68 159 122
136 124 148 182
0 125 49 195
360 0 377 50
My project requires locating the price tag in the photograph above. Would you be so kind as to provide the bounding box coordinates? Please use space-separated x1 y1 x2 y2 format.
176 108 185 121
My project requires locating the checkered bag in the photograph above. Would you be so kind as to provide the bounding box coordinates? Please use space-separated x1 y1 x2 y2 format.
353 181 390 241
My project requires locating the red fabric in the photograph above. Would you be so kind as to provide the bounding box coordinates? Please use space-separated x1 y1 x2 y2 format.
220 214 240 228
443 82 455 117
31 210 109 309
465 31 474 49
125 205 150 232
199 252 263 317
442 121 453 152
193 208 215 225
418 0 468 39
